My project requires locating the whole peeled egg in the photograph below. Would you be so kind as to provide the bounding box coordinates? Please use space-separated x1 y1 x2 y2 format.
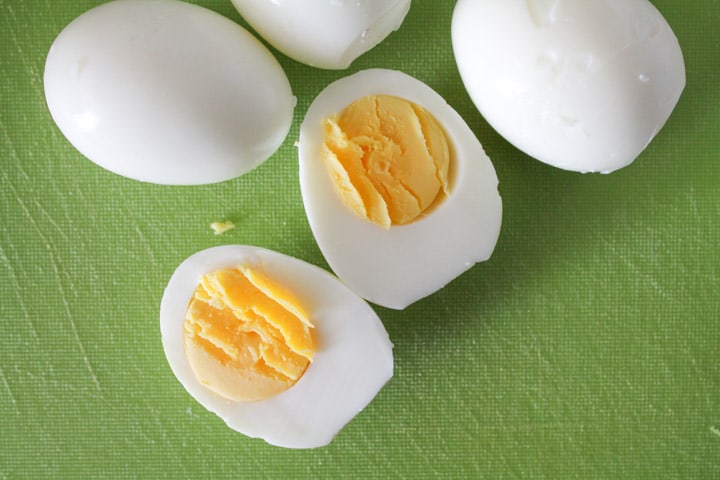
230 0 411 69
160 245 393 448
298 69 502 310
44 0 295 185
452 0 686 173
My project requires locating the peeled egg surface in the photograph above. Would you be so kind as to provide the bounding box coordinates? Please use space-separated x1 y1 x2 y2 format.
230 0 411 69
44 0 295 185
452 0 686 173
298 69 502 310
160 245 393 449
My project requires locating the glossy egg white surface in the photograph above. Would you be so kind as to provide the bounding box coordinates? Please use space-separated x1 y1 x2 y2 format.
44 0 295 185
230 0 411 69
452 0 686 173
298 69 502 310
160 245 393 449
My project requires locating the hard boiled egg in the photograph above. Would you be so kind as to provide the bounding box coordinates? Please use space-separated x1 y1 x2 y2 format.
44 0 295 185
230 0 411 69
160 245 393 448
298 69 502 310
452 0 686 173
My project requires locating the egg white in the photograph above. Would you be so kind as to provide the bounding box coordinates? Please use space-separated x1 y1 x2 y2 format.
230 0 411 69
298 69 502 310
452 0 686 173
160 245 393 449
44 0 295 185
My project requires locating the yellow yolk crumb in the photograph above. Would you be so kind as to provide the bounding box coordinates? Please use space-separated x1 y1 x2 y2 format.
210 221 235 235
183 265 315 402
321 95 451 228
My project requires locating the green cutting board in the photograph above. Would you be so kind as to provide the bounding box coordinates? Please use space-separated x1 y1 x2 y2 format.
1 0 718 478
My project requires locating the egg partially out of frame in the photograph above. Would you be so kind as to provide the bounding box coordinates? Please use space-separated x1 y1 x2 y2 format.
230 0 411 69
298 69 502 310
160 245 393 449
452 0 686 173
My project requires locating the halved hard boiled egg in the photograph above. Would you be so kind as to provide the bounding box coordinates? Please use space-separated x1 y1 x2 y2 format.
44 0 295 185
452 0 686 173
298 69 502 310
160 245 393 448
230 0 411 69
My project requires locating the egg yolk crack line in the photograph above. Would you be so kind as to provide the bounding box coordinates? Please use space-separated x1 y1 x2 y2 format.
183 265 315 402
322 95 452 228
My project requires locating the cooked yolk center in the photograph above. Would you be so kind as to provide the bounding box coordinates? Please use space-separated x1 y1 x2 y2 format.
183 265 315 402
321 95 452 228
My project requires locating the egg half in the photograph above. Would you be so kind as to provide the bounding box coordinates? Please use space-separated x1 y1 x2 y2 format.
298 69 502 310
44 0 295 185
452 0 686 173
160 245 393 449
230 0 411 69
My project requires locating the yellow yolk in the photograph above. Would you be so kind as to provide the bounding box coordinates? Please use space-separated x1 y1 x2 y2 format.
321 95 452 228
183 265 315 402
210 221 235 235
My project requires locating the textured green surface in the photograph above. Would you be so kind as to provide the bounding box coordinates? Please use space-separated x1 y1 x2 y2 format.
1 0 719 478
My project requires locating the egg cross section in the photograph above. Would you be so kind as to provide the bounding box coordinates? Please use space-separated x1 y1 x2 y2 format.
183 265 315 402
322 95 452 228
